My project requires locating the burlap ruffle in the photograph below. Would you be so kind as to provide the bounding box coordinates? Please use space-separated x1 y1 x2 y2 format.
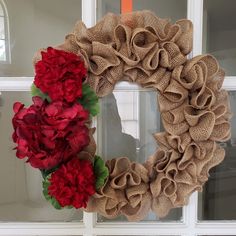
86 157 152 221
33 10 231 221
61 10 193 97
146 136 225 217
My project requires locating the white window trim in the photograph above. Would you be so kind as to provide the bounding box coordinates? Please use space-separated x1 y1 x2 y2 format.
0 0 236 235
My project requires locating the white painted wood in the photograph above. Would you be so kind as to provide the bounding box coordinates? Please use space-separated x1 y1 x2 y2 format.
0 222 84 235
0 77 33 91
0 0 236 235
82 1 97 235
1 77 236 91
82 0 96 28
187 0 203 56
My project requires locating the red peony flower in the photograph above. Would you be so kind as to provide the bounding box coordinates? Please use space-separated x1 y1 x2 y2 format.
48 158 96 208
34 47 87 103
12 96 90 170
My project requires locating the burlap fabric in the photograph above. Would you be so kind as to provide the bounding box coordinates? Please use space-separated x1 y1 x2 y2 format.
33 11 231 221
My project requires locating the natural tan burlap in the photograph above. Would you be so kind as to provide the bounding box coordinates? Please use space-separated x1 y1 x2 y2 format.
33 11 231 221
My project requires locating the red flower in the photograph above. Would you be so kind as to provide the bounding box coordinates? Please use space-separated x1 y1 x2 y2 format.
48 158 96 208
12 96 90 170
34 47 87 103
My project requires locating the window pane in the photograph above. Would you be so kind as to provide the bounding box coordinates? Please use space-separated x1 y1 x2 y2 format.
0 16 5 39
0 91 83 222
198 91 236 220
0 4 4 16
203 0 236 75
97 83 182 222
97 0 187 21
0 39 6 60
0 0 81 76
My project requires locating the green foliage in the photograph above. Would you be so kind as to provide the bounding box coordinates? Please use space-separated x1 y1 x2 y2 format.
31 84 51 102
79 84 100 116
94 155 109 190
41 166 58 180
42 175 62 210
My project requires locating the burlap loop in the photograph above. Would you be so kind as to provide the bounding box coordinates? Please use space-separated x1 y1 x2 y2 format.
86 157 151 221
58 11 193 97
33 10 231 221
145 140 225 217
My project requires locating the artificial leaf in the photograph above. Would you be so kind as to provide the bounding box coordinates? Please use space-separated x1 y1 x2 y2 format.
31 84 51 102
51 197 62 210
42 175 62 210
41 166 59 179
94 155 109 190
79 83 100 116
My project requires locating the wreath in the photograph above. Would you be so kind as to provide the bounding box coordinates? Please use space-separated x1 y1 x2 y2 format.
12 11 231 222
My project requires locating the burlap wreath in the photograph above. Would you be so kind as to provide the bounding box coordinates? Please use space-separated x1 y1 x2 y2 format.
34 11 231 221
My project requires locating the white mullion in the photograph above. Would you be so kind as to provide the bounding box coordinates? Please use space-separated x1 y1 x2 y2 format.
92 223 187 236
222 76 236 90
82 0 96 28
82 0 97 235
186 0 204 235
187 0 203 56
2 77 236 92
0 77 33 91
0 222 85 236
84 213 96 236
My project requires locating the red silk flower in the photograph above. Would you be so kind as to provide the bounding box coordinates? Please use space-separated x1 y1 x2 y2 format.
48 158 96 208
12 96 90 170
34 47 87 103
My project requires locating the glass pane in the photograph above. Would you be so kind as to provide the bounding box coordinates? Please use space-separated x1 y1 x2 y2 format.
0 0 81 76
97 83 182 222
0 91 83 222
0 17 5 39
203 0 236 75
0 39 6 61
198 91 236 220
97 0 187 21
0 4 4 16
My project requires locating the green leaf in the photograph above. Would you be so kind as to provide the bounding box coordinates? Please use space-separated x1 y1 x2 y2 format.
79 83 100 117
51 197 62 210
94 155 109 190
31 84 51 102
40 166 59 179
42 175 62 210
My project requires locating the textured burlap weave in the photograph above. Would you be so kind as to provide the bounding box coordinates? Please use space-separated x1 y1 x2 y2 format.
33 11 231 221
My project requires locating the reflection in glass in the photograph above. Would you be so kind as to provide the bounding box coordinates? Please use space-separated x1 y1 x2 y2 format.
97 0 187 22
0 1 7 61
203 0 236 75
0 92 82 222
0 0 81 76
198 91 236 220
97 84 182 222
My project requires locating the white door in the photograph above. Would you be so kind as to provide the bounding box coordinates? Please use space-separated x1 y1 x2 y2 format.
0 0 236 235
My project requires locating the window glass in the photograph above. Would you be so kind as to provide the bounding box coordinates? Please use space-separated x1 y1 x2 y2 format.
0 0 81 76
203 0 236 75
97 0 187 22
97 83 182 222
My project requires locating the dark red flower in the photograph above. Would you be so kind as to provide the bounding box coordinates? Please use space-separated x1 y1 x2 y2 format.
34 47 87 103
12 96 90 170
48 158 95 208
